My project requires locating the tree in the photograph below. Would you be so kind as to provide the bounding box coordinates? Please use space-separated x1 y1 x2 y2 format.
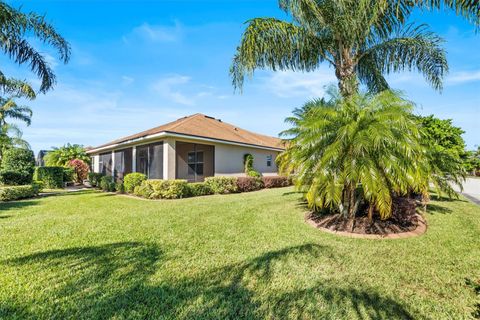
415 115 466 196
44 144 90 167
0 3 70 94
0 95 33 156
278 89 431 221
231 0 448 97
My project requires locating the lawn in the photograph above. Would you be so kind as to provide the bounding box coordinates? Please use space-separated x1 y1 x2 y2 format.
0 188 479 319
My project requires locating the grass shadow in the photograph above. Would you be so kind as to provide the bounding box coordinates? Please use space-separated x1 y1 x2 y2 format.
426 203 454 215
2 242 417 319
0 200 41 212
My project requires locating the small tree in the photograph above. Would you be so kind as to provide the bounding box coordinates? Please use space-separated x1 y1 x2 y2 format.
67 159 89 184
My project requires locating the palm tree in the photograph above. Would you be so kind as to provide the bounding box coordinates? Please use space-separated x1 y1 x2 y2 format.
0 2 70 95
0 97 33 157
278 89 431 221
231 0 450 97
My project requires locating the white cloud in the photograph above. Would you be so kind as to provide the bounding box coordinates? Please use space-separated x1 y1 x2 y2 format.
121 75 134 85
151 74 195 106
123 21 182 44
262 69 336 98
447 70 480 84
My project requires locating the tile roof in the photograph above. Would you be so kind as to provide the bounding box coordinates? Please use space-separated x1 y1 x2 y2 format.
90 113 285 151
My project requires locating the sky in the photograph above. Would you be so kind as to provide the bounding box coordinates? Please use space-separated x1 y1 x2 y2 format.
3 0 480 154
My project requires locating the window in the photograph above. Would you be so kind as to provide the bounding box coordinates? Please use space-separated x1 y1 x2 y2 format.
188 151 204 176
114 148 132 180
267 154 272 167
99 153 112 176
135 142 163 179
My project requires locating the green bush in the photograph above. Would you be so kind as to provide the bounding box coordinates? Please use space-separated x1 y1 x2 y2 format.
244 153 261 178
134 179 190 199
100 176 116 192
134 181 154 198
188 182 213 197
88 172 103 188
0 148 35 185
236 177 264 192
63 167 75 183
204 176 238 194
124 173 147 193
115 182 125 194
34 167 64 189
0 184 40 201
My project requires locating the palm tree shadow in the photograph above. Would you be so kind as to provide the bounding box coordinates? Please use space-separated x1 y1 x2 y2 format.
426 203 453 214
2 242 418 319
0 200 41 212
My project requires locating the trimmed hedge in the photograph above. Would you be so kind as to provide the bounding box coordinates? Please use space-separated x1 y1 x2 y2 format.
204 176 238 194
34 167 64 189
63 167 75 183
188 182 213 197
262 176 292 188
236 177 264 192
0 148 35 185
124 173 147 193
0 184 41 201
134 179 190 199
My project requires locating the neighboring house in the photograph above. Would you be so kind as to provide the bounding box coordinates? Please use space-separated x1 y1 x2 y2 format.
86 113 285 182
36 150 51 167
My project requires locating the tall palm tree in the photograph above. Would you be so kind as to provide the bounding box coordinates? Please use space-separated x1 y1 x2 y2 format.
0 2 70 95
278 89 431 220
231 0 450 97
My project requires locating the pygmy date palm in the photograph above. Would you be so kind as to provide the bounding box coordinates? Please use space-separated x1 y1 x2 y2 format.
231 0 450 97
278 89 431 220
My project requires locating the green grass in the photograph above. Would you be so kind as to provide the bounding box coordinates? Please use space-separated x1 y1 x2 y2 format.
0 188 479 319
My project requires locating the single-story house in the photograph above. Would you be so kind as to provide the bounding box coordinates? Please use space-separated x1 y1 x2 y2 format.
86 113 285 182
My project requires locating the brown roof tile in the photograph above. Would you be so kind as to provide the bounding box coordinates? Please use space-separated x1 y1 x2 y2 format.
90 113 284 151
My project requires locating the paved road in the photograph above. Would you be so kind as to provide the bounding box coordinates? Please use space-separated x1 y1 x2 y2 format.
454 178 480 205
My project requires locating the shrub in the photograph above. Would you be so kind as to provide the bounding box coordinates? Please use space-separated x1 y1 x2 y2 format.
134 181 153 198
188 182 213 197
67 159 89 183
0 184 40 201
134 179 190 199
63 167 75 183
247 170 262 178
33 167 64 189
236 177 264 192
0 148 35 185
115 182 125 194
100 176 116 192
88 172 103 188
124 173 147 193
204 176 238 194
262 176 291 188
244 153 261 178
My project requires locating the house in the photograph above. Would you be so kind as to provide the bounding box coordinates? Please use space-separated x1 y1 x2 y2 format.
36 150 51 167
86 113 285 182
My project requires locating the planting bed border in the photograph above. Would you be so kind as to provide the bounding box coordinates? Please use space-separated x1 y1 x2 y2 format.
306 213 427 239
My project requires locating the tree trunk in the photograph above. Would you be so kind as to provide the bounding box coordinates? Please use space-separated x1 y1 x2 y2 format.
334 48 358 98
367 203 374 224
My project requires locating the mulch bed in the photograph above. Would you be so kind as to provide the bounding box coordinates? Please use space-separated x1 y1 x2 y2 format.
307 196 424 236
308 212 418 235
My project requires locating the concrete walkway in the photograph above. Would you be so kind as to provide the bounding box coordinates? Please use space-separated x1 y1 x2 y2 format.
454 178 480 205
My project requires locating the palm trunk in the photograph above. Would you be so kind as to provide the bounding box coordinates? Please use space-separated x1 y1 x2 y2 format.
367 203 374 224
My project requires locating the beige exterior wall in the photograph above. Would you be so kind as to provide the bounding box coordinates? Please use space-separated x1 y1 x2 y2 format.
163 138 176 180
214 143 280 177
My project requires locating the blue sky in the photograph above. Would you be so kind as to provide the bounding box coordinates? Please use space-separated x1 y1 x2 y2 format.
3 0 480 153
